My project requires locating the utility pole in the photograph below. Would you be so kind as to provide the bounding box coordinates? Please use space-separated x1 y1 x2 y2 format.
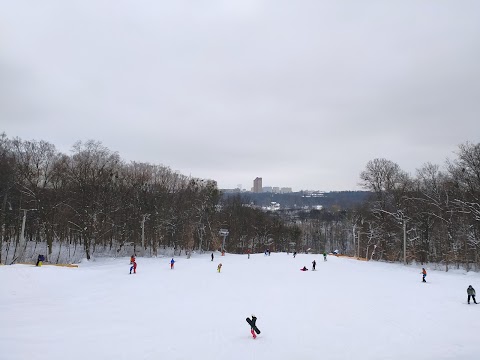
357 231 361 260
403 220 407 265
140 214 150 255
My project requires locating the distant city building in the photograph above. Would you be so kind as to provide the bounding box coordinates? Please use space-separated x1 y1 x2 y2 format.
253 177 262 193
273 187 280 193
263 186 273 193
281 187 293 193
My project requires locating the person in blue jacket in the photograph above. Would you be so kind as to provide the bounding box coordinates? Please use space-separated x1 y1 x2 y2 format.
36 254 45 266
170 258 175 269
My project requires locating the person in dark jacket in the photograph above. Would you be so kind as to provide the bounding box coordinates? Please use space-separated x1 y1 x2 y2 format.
312 260 316 271
300 266 308 271
36 254 45 267
211 253 214 261
467 285 477 304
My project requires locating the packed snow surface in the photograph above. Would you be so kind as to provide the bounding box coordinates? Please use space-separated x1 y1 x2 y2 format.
1 253 480 360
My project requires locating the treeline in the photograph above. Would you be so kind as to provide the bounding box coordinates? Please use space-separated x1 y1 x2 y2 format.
296 142 480 271
0 134 299 264
223 191 370 210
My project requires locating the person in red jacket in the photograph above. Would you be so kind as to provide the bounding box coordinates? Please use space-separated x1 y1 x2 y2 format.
130 261 137 274
130 255 136 264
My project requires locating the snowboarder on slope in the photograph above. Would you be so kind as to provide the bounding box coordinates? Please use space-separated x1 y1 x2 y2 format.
170 258 175 269
467 285 477 304
130 261 137 274
249 314 258 339
217 263 222 273
421 268 427 282
312 260 316 271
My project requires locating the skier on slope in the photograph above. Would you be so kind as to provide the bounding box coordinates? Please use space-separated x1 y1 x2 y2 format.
467 285 477 304
312 260 316 271
170 258 175 269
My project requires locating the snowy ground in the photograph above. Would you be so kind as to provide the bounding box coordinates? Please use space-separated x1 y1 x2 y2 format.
1 253 479 360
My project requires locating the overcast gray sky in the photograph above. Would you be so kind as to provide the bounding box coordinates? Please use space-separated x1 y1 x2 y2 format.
1 1 479 191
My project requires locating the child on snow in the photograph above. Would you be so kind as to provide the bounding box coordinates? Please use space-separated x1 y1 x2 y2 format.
170 258 175 269
422 268 427 282
467 285 477 304
130 261 137 274
217 263 222 273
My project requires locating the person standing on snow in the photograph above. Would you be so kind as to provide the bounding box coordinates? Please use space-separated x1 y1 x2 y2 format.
312 260 316 271
217 263 222 273
211 253 214 261
467 285 477 304
170 258 175 269
323 252 327 261
130 261 137 274
130 255 135 264
421 268 427 282
293 251 296 258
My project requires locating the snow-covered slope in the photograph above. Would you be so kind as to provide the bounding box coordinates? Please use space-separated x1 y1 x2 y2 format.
1 253 479 360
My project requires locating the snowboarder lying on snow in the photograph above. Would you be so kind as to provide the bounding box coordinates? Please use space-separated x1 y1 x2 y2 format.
300 266 308 271
467 285 477 304
246 315 260 339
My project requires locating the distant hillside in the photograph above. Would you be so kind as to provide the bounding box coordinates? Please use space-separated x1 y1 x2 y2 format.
221 190 370 210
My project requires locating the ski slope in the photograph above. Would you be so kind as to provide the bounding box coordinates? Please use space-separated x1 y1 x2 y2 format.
1 253 479 360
